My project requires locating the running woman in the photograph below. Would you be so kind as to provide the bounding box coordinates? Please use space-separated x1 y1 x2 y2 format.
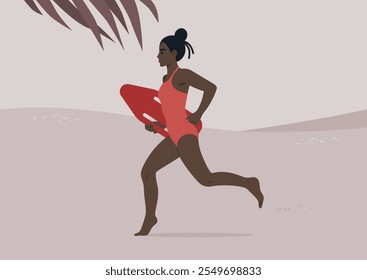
135 28 264 236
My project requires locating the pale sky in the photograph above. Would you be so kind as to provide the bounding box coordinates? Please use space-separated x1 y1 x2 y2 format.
1 0 367 130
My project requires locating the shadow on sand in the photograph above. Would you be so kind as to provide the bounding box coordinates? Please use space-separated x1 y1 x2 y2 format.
148 233 253 238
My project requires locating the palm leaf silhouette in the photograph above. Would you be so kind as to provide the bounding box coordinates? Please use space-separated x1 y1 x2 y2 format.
89 0 123 47
25 0 42 14
105 0 128 33
53 0 115 42
36 0 71 30
118 0 142 48
24 0 159 49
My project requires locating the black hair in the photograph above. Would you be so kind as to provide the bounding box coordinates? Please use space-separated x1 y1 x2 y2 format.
160 28 194 61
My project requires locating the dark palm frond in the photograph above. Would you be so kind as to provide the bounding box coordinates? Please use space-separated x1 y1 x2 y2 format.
89 0 123 47
72 0 104 49
24 0 159 50
36 0 71 29
25 0 42 14
118 0 142 48
105 0 129 33
54 0 115 42
139 0 158 21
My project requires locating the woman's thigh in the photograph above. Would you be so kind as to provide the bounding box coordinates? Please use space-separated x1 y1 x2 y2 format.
142 136 179 175
176 134 211 180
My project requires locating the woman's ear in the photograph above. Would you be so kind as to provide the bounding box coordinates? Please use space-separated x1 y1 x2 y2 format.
172 50 177 58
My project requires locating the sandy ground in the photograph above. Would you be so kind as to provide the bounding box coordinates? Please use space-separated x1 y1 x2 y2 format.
0 108 366 260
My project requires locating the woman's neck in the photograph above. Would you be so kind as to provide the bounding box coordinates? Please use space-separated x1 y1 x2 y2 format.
166 62 178 75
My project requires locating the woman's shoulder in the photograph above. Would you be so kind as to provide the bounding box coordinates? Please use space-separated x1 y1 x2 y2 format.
177 68 192 75
175 68 194 80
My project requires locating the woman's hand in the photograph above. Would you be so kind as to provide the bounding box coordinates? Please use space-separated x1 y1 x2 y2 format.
145 123 157 133
186 111 202 125
145 121 165 133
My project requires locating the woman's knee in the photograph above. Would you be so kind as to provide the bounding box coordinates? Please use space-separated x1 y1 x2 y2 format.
196 173 215 187
141 165 156 181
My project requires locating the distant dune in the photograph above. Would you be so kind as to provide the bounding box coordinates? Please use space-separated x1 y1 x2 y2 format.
0 108 366 260
247 110 367 131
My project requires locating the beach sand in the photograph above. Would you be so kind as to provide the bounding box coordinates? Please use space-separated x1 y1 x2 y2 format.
1 108 366 259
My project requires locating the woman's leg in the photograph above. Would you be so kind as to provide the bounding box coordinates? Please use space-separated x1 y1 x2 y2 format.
177 134 264 208
135 136 179 236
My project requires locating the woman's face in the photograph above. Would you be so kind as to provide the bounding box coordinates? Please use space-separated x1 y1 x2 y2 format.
157 42 176 66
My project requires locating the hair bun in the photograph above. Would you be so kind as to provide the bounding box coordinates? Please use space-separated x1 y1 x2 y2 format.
174 28 187 42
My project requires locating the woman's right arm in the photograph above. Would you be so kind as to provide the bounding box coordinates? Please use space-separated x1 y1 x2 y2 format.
145 121 166 133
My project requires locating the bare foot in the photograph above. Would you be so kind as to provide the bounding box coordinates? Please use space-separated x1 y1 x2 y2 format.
247 177 264 208
134 216 158 236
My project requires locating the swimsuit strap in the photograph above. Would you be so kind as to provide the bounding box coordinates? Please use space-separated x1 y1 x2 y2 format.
167 67 180 82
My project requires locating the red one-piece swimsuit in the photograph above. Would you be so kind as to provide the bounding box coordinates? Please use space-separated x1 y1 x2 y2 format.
158 67 199 146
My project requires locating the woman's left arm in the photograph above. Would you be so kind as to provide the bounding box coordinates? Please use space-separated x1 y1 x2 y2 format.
180 69 217 124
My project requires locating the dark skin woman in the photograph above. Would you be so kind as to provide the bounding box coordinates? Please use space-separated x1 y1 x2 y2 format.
135 28 264 236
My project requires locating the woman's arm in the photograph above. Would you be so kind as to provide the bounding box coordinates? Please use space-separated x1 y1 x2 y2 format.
179 69 217 120
145 121 166 134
